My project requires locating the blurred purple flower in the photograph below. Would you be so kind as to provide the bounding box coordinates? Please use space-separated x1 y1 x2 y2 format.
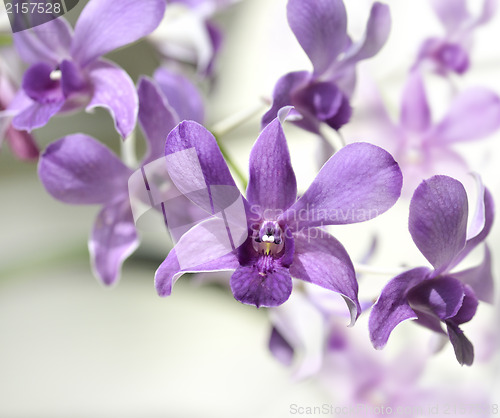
369 175 495 366
155 111 402 314
9 0 166 137
37 69 200 286
414 0 496 76
262 0 391 134
364 71 500 196
0 61 39 160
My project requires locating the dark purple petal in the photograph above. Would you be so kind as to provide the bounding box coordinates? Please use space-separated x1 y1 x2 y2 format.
268 327 294 366
400 71 430 133
324 93 352 130
38 134 131 204
369 267 430 349
60 60 88 98
12 100 64 132
431 88 500 144
13 18 73 66
89 198 138 286
450 284 478 324
293 81 343 121
409 175 468 274
22 62 64 104
230 264 292 308
407 276 465 320
340 2 391 65
287 0 347 76
203 21 223 77
85 59 138 138
429 0 469 33
71 0 166 67
261 71 310 129
289 229 360 325
155 220 240 296
246 118 297 213
446 322 474 366
281 142 402 229
154 67 204 123
453 246 494 303
137 76 178 164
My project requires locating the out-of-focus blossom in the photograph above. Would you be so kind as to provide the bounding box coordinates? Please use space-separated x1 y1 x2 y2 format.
414 0 497 76
155 110 402 313
369 175 495 366
0 57 38 160
262 0 390 134
37 68 201 285
9 0 166 137
363 71 500 196
150 0 239 77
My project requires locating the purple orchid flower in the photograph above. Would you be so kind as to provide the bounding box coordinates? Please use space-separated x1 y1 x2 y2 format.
369 175 495 366
262 0 391 134
414 0 496 76
155 112 402 317
363 70 500 196
37 69 202 285
9 0 166 137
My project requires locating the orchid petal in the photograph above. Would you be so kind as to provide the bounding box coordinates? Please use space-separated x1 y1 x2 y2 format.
85 59 138 138
12 100 64 132
432 88 500 144
71 0 166 67
246 118 297 213
287 0 347 76
400 71 431 133
289 229 360 326
429 0 470 33
38 134 131 204
369 267 430 349
282 143 402 229
22 62 64 103
4 127 39 160
268 327 294 366
89 199 139 286
446 322 474 366
409 176 468 274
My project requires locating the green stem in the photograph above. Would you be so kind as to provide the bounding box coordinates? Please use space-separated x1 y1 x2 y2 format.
0 34 12 47
215 135 248 190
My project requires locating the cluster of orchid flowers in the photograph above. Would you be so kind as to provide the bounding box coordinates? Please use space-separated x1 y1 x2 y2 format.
1 0 498 408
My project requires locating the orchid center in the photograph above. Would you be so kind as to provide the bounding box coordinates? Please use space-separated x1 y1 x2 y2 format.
50 69 62 81
252 221 285 256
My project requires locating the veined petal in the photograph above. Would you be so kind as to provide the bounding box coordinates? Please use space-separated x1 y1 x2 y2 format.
155 218 240 296
289 229 360 326
400 71 431 133
369 267 430 349
137 76 178 164
71 0 166 67
431 88 500 144
38 134 131 204
154 67 204 123
261 71 310 129
13 18 73 66
287 0 347 76
281 142 402 229
409 176 468 275
89 198 139 286
246 118 297 213
85 59 138 139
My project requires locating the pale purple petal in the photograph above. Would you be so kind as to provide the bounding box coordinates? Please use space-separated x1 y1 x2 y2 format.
429 0 470 33
12 100 64 132
289 230 360 325
400 71 430 133
431 88 500 144
38 134 131 204
71 0 166 67
154 67 204 123
473 0 497 27
60 60 88 98
246 118 297 213
4 127 39 161
281 143 402 229
268 327 294 366
287 0 347 76
369 267 430 349
446 322 474 366
13 18 72 65
137 76 178 164
409 175 468 274
230 264 292 308
453 246 494 303
340 3 391 65
89 199 139 286
85 59 138 138
261 71 310 129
